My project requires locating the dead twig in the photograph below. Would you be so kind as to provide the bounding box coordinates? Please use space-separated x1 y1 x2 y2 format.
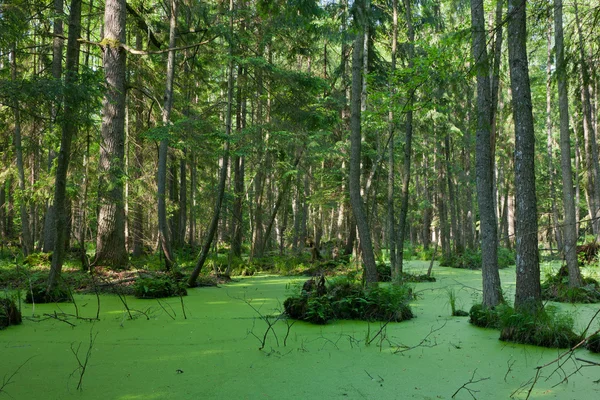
0 356 35 396
70 327 97 391
393 321 447 354
451 369 490 399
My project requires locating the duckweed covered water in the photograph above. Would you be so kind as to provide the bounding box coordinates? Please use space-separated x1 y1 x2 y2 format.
1 262 599 399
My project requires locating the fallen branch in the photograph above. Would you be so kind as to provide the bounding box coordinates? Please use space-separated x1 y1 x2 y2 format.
451 369 490 399
393 321 447 354
0 356 35 396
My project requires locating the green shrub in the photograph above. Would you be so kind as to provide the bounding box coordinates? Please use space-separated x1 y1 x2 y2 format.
542 266 600 303
0 297 22 329
376 263 391 282
134 274 187 299
497 247 516 269
283 276 413 324
470 303 579 348
498 306 580 348
586 333 600 353
441 247 514 270
469 303 502 328
25 282 72 304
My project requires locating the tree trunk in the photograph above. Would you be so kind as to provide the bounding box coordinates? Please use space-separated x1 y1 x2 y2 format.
349 0 378 285
387 0 398 277
10 46 33 257
157 0 178 270
471 0 502 307
47 0 82 292
43 0 65 253
546 24 562 253
554 0 582 288
574 0 600 239
187 0 234 286
507 0 541 313
94 0 128 268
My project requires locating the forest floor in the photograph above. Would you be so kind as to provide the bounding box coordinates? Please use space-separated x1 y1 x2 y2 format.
1 260 600 399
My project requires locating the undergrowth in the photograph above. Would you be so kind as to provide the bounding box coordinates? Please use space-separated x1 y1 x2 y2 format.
440 247 515 270
541 266 600 303
469 303 581 348
284 276 414 324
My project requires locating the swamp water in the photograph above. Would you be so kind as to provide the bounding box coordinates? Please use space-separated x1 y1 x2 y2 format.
1 261 600 399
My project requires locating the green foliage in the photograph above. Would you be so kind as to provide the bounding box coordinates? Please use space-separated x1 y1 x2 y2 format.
25 282 72 304
0 296 22 330
541 267 600 303
469 303 503 328
133 274 187 299
586 333 600 353
283 275 414 324
447 288 468 317
470 303 580 348
376 262 391 282
441 248 515 269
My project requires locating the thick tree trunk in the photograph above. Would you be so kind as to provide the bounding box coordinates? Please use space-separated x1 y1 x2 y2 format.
157 0 178 270
94 0 128 268
47 0 82 292
554 0 582 288
507 0 541 313
471 0 502 307
349 0 378 285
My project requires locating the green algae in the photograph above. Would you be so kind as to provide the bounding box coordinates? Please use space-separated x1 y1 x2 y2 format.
1 264 600 399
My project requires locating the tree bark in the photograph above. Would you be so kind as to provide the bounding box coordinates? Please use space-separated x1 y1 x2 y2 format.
395 0 414 278
349 0 378 285
187 0 234 286
10 46 33 257
574 0 600 238
471 0 502 307
157 0 178 270
43 0 65 253
94 0 128 268
507 0 541 313
387 0 398 278
554 0 582 288
47 0 82 292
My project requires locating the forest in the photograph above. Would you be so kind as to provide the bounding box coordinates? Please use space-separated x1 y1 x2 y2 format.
1 0 600 398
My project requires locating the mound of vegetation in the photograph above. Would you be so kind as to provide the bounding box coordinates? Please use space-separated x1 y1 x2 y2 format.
469 303 581 348
25 282 72 304
283 276 414 325
134 273 187 299
440 247 515 270
0 297 22 329
577 242 599 264
586 333 600 353
541 266 600 303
